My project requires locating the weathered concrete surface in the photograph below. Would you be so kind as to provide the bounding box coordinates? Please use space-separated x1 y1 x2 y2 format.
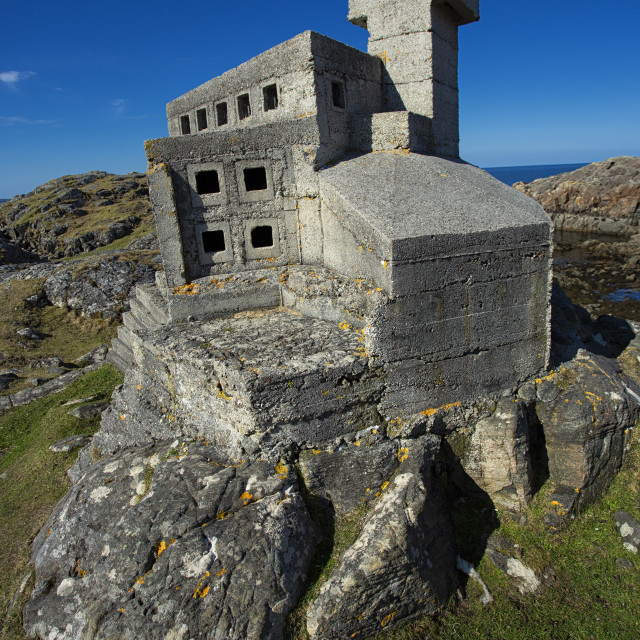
306 435 457 639
24 441 318 640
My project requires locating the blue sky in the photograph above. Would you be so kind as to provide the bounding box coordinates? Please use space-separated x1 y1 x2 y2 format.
1 0 639 197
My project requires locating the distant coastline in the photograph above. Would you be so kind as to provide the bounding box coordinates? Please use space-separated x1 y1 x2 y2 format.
483 163 589 186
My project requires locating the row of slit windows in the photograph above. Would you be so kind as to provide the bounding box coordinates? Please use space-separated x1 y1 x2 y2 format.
201 225 274 254
180 84 280 135
179 78 346 135
195 167 268 195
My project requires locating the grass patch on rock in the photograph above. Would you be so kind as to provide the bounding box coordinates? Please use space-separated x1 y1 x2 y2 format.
0 364 123 640
0 276 117 374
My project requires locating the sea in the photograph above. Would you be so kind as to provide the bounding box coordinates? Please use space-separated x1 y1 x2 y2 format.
483 163 589 186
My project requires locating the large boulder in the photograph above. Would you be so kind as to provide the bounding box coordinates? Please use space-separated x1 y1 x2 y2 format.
462 398 533 510
24 441 318 640
306 435 457 639
536 350 640 514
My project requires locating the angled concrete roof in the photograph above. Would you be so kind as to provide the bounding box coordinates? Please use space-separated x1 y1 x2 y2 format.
319 152 549 243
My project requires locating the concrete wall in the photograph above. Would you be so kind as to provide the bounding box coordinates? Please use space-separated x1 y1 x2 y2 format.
146 119 324 286
348 0 479 157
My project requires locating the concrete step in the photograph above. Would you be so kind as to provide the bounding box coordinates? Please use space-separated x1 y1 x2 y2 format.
117 325 144 353
155 270 169 297
122 310 148 335
106 346 132 373
129 299 164 331
110 337 135 366
135 284 170 326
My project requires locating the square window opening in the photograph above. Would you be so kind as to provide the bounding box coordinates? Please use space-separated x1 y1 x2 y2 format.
263 84 278 112
251 225 274 249
216 102 228 126
195 170 220 195
196 108 208 131
237 94 251 120
202 230 226 254
180 115 191 135
331 81 345 109
243 167 268 192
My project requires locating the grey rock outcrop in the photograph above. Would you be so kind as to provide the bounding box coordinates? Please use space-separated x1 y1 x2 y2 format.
462 398 533 510
0 171 154 259
24 441 318 640
306 435 457 639
536 351 639 515
514 156 640 235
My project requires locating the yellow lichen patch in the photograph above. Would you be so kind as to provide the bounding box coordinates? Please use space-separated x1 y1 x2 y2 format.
154 537 177 558
173 283 201 296
192 571 211 598
275 461 288 480
240 491 254 505
381 481 389 491
354 440 361 447
397 447 409 463
312 449 322 455
217 388 231 401
420 400 462 417
339 321 352 330
216 568 227 577
382 261 389 269
381 611 397 627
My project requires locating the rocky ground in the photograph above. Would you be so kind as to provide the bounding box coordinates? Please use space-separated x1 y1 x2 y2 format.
2 163 640 640
515 157 640 322
0 172 161 402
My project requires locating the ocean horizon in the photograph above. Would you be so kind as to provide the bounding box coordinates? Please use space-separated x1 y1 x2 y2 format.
483 163 589 186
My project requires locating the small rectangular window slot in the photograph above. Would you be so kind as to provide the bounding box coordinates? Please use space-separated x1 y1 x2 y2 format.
180 115 191 135
216 102 228 126
263 84 278 112
196 108 208 131
243 167 268 192
331 81 345 109
195 170 220 195
251 225 273 249
237 94 251 120
202 230 226 254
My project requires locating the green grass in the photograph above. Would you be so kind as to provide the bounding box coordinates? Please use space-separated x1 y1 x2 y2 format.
0 277 118 375
0 364 123 640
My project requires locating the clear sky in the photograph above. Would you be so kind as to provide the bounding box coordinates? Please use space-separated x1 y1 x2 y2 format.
1 0 639 197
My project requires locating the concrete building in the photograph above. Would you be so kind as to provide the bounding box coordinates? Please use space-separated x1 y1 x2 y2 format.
110 0 552 445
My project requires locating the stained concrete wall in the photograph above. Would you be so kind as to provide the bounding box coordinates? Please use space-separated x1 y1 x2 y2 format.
146 119 322 285
167 31 381 142
348 0 480 157
317 152 552 414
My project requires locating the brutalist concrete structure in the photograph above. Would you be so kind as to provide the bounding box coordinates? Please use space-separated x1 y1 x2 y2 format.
110 0 552 446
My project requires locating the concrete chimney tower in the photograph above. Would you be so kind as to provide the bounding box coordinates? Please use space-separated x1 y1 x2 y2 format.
348 0 479 157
